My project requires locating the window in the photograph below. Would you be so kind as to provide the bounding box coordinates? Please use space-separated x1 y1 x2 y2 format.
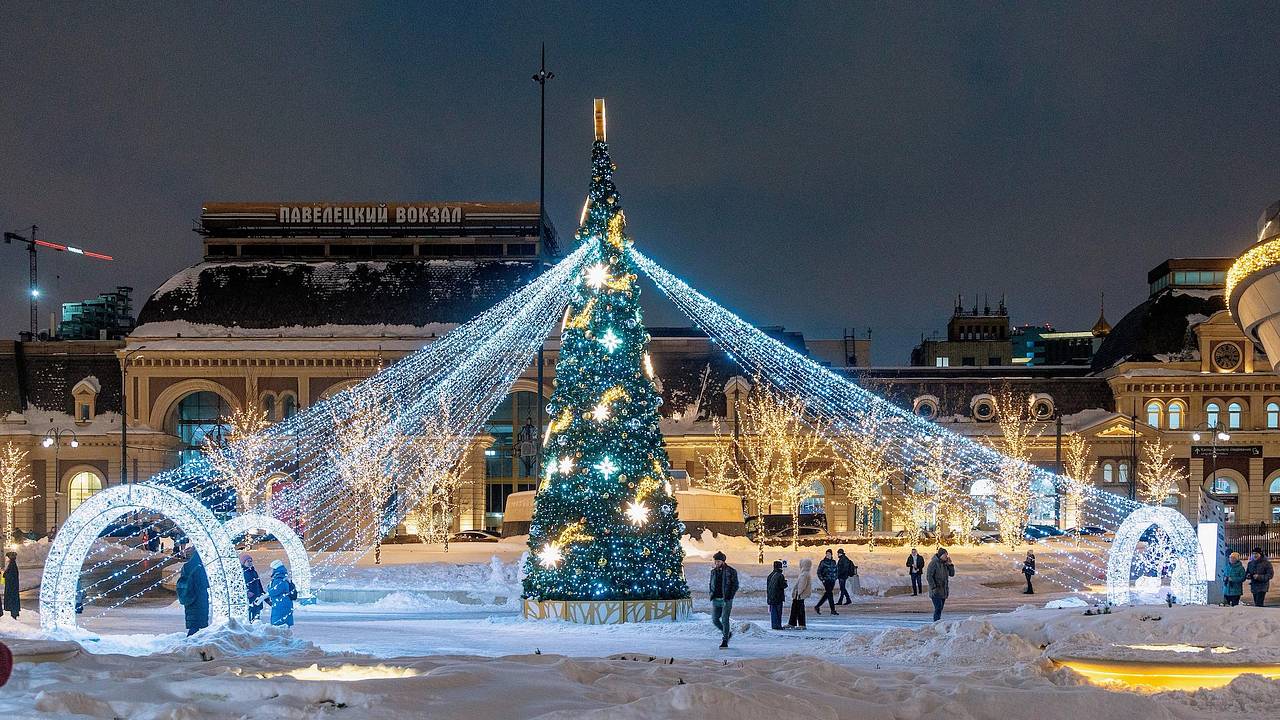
1228 402 1243 429
1118 462 1129 483
281 393 297 419
799 480 826 515
1268 402 1279 429
79 404 90 421
262 394 277 422
962 357 976 366
1102 462 1114 483
1206 402 1221 428
172 391 232 464
934 357 949 367
1270 476 1280 494
1146 401 1162 428
68 471 102 512
1273 505 1280 524
1167 401 1184 430
1209 476 1239 496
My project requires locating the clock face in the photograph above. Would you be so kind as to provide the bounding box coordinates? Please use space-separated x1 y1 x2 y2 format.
1213 342 1242 371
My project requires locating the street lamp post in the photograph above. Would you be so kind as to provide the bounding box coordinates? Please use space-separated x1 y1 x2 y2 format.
42 425 79 529
1191 422 1232 501
121 346 146 493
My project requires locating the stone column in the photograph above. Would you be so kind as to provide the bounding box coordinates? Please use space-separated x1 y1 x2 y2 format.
1187 458 1205 520
1248 456 1266 525
458 434 493 531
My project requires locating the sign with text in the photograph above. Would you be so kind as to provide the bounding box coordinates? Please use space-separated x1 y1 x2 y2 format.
1191 445 1261 458
276 203 464 225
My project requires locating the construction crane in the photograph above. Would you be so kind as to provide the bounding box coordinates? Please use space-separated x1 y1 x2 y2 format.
4 225 114 336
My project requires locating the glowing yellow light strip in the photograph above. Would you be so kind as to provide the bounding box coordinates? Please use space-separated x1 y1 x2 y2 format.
1226 236 1280 310
1054 658 1280 691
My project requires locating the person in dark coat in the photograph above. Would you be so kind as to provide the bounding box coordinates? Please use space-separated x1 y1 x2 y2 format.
176 551 210 636
266 559 297 628
766 560 788 630
835 549 857 605
146 529 161 553
1022 550 1036 594
814 549 839 615
1223 551 1246 606
241 554 266 622
709 551 738 648
926 548 955 621
2 552 19 619
906 548 925 596
1246 547 1273 607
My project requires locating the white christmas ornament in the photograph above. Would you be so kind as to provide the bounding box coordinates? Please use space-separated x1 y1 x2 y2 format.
1106 505 1206 606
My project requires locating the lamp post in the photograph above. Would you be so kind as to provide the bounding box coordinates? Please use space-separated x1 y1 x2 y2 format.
42 425 79 529
121 346 146 493
1191 422 1232 501
532 43 554 483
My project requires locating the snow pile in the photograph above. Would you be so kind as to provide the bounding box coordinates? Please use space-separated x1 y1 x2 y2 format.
1045 596 1090 609
321 553 522 601
830 616 1045 665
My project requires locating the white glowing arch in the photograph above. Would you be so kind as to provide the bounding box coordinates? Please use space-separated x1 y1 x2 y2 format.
1106 505 1206 605
224 513 313 601
39 484 248 633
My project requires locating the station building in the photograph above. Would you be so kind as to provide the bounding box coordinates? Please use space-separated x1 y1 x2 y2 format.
6 198 1280 543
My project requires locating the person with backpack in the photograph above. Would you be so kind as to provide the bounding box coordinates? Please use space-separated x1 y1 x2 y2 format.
766 560 788 630
835 548 858 605
265 559 297 627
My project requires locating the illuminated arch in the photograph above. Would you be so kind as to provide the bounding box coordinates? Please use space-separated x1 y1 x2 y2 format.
39 483 247 633
224 513 313 601
1106 505 1206 605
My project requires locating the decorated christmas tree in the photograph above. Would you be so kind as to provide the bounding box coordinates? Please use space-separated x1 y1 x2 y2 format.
522 101 689 604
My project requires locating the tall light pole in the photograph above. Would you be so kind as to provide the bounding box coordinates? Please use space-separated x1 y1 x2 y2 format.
1192 422 1232 500
121 345 146 493
42 425 79 529
532 43 554 481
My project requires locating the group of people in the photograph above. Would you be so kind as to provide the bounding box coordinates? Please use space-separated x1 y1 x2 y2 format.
1222 547 1273 607
712 546 959 647
175 552 297 636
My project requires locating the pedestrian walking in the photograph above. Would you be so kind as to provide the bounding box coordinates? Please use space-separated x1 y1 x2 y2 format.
814 549 839 615
907 548 924 596
266 559 298 628
1223 551 1246 606
1 552 18 619
709 551 738 648
1022 550 1036 594
1246 547 1273 607
241 554 266 622
766 560 788 630
788 558 812 629
836 549 857 605
927 547 955 621
176 551 210 636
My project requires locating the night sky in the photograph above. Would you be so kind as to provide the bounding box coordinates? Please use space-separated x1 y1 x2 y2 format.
3 3 1279 363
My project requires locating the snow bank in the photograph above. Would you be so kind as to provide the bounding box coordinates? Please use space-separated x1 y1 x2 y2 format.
830 616 1046 665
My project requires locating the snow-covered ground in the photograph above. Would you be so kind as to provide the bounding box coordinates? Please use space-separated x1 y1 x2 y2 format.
3 537 1278 718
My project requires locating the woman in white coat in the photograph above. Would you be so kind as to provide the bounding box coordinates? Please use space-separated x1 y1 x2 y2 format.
788 558 812 629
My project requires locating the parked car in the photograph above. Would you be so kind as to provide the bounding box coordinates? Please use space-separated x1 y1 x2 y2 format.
1024 524 1068 542
450 530 501 543
1065 525 1108 536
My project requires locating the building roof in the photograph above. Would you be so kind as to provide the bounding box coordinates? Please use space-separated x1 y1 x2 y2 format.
1090 289 1224 371
0 340 123 414
135 259 548 331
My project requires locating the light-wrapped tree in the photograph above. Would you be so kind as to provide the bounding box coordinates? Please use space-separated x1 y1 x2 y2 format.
329 387 400 562
522 110 689 603
695 419 740 496
833 403 893 538
987 388 1040 549
1062 433 1097 538
1138 437 1187 506
203 401 275 513
0 443 34 557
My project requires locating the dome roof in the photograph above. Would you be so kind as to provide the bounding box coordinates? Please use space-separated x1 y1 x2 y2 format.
1091 290 1224 371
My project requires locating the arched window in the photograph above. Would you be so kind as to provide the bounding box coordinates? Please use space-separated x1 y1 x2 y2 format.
1146 401 1162 428
1102 462 1114 483
281 393 298 419
1118 462 1129 483
172 391 231 464
1270 476 1280 494
1228 402 1244 430
1209 476 1239 496
799 479 826 515
1206 402 1221 429
1268 402 1280 430
262 394 277 422
67 471 102 512
1167 401 1184 430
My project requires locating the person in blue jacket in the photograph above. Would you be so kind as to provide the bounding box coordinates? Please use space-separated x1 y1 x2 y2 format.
176 551 209 636
265 559 296 627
